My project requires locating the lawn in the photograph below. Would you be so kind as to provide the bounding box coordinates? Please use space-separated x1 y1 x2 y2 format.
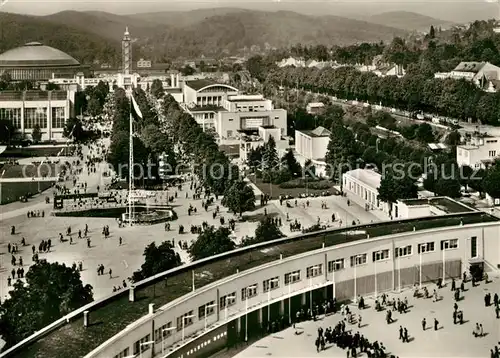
14 212 499 358
0 181 54 204
251 176 338 199
1 162 65 179
0 146 72 159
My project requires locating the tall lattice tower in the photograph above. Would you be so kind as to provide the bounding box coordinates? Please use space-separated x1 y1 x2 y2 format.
122 27 132 74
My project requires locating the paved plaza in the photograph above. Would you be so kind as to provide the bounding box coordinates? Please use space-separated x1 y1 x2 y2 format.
0 138 391 302
235 276 500 357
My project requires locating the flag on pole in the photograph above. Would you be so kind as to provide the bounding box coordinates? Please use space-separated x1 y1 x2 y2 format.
130 94 143 120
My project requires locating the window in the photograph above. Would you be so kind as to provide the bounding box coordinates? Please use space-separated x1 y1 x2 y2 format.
350 254 367 267
327 259 345 272
176 311 194 332
471 236 477 258
51 107 66 128
220 292 236 309
0 108 21 128
24 107 47 129
418 242 435 254
489 150 497 157
198 301 216 319
441 239 458 250
306 264 323 278
284 270 301 285
133 334 151 355
263 276 280 292
372 249 390 262
395 245 412 258
241 284 258 300
113 348 130 358
154 321 173 343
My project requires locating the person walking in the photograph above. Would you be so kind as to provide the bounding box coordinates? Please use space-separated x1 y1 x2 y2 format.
109 268 112 279
358 314 362 328
403 328 409 343
421 318 426 331
434 318 439 331
399 326 404 340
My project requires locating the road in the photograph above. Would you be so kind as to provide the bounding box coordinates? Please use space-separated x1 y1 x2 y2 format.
299 89 499 135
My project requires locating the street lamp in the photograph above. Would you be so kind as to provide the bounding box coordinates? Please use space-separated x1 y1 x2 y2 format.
288 272 300 325
374 257 378 299
224 294 236 321
442 246 446 284
182 314 195 344
266 278 279 322
398 254 402 293
309 265 321 313
161 326 177 354
245 285 257 342
204 303 218 331
139 341 154 358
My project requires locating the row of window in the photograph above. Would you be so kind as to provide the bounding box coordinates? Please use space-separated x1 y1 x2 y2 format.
0 107 66 129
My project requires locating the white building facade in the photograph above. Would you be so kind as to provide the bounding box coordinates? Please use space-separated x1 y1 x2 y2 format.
343 169 390 214
0 90 75 141
456 134 500 169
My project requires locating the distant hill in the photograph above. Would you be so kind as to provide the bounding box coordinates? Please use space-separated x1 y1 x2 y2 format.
143 10 406 58
365 11 453 32
128 7 249 28
0 9 407 63
43 10 168 42
0 12 121 65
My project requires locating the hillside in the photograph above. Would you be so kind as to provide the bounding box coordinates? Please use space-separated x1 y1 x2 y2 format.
143 10 406 58
0 11 121 65
128 7 249 28
43 10 168 42
365 11 453 32
0 9 406 63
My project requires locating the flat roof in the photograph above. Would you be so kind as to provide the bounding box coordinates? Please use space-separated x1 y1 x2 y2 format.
400 197 475 214
13 212 499 358
345 168 381 191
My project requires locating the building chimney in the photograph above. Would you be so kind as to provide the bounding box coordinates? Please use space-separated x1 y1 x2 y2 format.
171 74 175 88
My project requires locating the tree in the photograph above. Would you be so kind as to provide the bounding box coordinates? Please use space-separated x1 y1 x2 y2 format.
0 119 13 144
242 217 284 246
31 124 42 143
151 79 164 98
378 166 418 214
189 226 235 261
87 97 102 117
222 180 256 216
282 148 301 177
434 177 461 198
247 145 264 171
325 121 355 187
0 261 93 347
180 65 195 76
416 123 434 143
262 136 279 170
131 241 182 282
429 25 436 39
63 117 86 143
483 165 500 199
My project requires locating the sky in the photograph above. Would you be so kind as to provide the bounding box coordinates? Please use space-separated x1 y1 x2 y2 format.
0 0 496 22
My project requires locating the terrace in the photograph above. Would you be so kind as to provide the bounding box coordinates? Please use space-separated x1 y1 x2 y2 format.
10 212 499 358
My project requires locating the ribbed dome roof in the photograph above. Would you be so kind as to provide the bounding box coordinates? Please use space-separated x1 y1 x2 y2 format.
0 42 80 67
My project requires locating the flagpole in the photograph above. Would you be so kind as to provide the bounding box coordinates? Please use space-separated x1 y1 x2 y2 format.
129 97 134 227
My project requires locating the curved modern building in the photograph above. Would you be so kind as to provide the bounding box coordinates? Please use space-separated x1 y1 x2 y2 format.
0 42 83 81
1 212 499 358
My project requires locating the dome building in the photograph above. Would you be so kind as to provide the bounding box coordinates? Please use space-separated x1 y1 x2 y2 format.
0 42 84 81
